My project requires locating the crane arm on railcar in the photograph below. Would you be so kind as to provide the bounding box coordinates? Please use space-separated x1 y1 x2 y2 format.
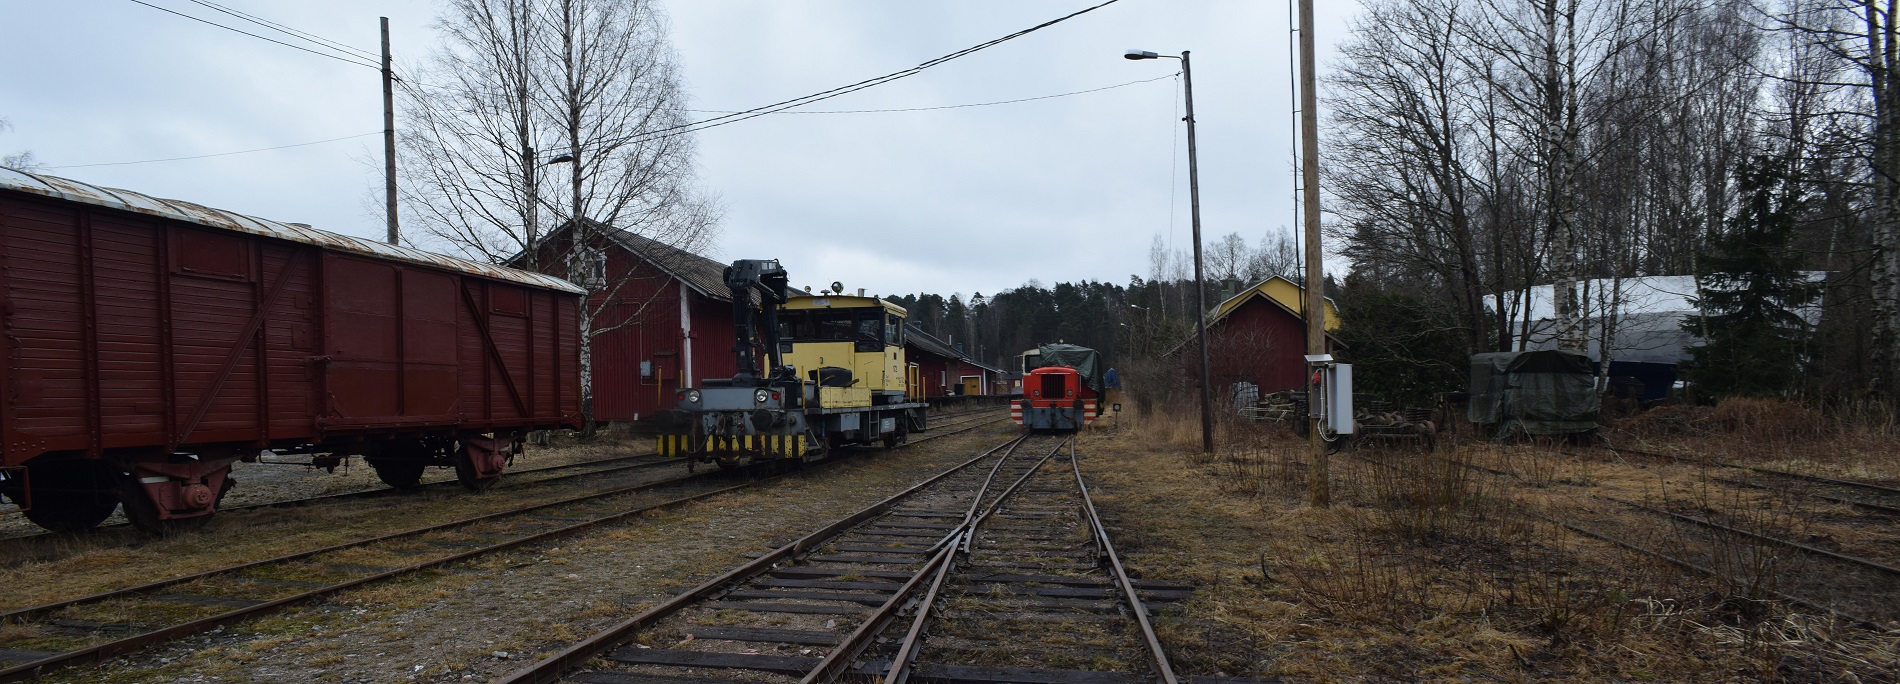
722 259 790 386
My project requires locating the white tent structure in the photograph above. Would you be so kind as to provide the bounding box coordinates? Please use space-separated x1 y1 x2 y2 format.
1484 273 1825 398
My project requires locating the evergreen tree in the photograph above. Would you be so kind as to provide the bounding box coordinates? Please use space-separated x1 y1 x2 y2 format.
1682 157 1818 398
1334 272 1469 407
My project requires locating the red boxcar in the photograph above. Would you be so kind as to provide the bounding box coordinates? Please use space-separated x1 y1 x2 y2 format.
0 169 582 533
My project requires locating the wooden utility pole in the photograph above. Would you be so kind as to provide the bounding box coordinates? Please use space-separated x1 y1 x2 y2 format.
381 16 399 245
1297 0 1329 507
1181 51 1215 455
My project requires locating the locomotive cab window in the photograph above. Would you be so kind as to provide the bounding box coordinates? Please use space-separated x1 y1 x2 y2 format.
778 310 811 341
855 310 882 352
884 313 902 347
814 311 854 341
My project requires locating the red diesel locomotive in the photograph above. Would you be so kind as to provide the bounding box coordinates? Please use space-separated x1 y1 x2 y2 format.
1011 344 1102 432
0 169 583 533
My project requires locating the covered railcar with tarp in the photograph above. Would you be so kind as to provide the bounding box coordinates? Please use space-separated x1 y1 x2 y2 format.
1468 349 1599 440
1013 343 1103 431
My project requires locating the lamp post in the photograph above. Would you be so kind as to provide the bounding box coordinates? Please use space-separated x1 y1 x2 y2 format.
1126 48 1214 455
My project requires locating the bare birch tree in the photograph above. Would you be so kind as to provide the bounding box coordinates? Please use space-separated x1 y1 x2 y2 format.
0 117 44 171
1207 232 1249 285
1246 229 1302 281
1771 0 1900 399
397 0 718 430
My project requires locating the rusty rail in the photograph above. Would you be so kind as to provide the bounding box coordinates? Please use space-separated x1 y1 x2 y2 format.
863 438 1067 684
493 434 1035 684
0 476 754 682
1072 439 1181 684
1603 495 1900 579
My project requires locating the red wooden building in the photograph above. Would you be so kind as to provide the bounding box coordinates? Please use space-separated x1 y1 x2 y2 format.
1192 276 1343 394
902 324 1001 398
529 221 739 424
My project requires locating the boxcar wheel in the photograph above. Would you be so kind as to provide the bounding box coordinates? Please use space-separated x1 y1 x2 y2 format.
455 457 499 493
369 440 432 490
117 476 212 535
6 461 120 534
371 459 428 490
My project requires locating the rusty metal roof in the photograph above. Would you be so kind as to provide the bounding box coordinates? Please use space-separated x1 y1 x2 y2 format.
603 229 731 300
0 167 585 294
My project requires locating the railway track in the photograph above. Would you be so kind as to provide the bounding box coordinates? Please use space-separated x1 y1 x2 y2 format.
1354 449 1900 629
0 412 1013 681
1604 445 1900 516
0 409 1010 543
863 440 1188 683
496 435 1192 684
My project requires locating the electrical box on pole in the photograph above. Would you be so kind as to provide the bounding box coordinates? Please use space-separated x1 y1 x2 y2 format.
1305 355 1354 438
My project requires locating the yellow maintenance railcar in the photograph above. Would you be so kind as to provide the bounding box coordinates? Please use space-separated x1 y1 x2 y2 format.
656 261 928 467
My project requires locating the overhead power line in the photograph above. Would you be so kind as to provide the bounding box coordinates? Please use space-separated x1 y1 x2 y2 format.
593 0 1125 148
48 132 381 169
185 0 383 62
79 1 1124 171
408 71 1172 113
44 72 1162 171
124 0 380 70
684 73 1177 115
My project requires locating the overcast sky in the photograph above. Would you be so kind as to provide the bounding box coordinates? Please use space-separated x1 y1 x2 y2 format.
1 0 1357 300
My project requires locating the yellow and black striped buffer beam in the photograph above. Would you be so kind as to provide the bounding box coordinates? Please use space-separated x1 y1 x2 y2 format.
659 433 807 458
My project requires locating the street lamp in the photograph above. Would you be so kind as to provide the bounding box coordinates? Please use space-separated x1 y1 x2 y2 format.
1126 48 1214 455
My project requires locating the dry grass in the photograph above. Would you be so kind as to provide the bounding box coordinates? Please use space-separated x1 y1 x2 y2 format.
1610 397 1900 482
1079 404 1900 681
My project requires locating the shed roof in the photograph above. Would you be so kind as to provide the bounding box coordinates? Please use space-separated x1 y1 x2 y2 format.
1166 275 1343 356
527 219 744 302
1211 276 1340 330
0 167 584 294
964 358 1005 375
1482 273 1828 365
904 323 963 361
904 323 1005 374
599 228 732 301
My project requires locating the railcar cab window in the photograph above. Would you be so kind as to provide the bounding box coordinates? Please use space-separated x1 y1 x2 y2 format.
885 313 903 347
778 311 812 341
778 308 887 352
853 311 883 352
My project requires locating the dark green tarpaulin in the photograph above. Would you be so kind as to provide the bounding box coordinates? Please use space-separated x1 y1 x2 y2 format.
1468 350 1598 438
1036 344 1105 392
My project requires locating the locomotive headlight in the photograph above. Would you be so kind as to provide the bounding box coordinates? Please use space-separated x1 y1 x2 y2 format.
683 389 701 404
754 389 771 404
